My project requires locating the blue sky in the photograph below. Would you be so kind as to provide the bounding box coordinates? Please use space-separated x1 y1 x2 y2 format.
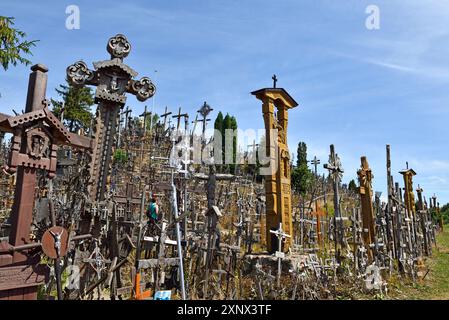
1 0 449 204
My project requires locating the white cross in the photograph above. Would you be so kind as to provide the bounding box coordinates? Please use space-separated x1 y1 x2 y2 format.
270 223 291 287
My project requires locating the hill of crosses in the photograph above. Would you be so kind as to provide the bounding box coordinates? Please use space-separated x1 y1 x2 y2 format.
0 34 446 301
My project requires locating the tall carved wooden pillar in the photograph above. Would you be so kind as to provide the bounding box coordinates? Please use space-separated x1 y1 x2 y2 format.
357 156 375 259
252 88 298 253
400 168 416 218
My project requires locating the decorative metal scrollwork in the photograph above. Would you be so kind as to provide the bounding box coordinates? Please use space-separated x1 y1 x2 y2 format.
131 77 156 101
107 34 131 59
66 61 94 86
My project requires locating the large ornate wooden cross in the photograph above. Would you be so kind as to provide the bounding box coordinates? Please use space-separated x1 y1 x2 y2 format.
66 34 156 202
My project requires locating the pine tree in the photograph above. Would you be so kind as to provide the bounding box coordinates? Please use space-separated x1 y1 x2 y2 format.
348 179 358 193
291 141 312 195
50 80 94 132
230 115 238 173
0 16 38 71
223 114 232 173
214 111 224 132
296 141 307 167
145 113 160 132
214 112 224 167
213 112 238 173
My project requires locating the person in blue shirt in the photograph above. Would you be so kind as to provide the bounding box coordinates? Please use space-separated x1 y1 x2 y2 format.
146 196 159 223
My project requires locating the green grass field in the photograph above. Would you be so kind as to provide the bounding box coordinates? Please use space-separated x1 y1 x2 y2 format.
393 226 449 300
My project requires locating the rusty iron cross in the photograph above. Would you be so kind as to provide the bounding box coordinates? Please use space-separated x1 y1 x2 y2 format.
66 34 156 202
67 34 156 104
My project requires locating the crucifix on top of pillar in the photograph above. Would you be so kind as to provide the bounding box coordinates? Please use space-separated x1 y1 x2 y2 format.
251 82 298 253
66 34 156 202
272 74 278 88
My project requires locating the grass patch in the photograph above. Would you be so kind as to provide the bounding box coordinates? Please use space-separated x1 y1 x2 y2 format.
392 225 449 300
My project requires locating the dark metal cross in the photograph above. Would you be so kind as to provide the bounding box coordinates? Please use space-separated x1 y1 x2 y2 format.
247 140 259 153
310 156 321 177
160 106 172 130
66 34 156 202
247 140 259 164
197 101 213 137
272 74 278 88
172 107 189 131
122 106 132 130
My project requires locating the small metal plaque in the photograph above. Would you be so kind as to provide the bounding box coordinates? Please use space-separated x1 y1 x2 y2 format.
275 251 285 259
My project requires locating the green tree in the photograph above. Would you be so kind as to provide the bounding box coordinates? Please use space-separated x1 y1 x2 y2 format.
296 142 307 167
144 113 160 132
0 16 38 71
214 111 224 132
214 111 224 167
223 114 233 173
348 179 358 193
291 141 312 195
51 80 94 132
214 112 238 173
229 115 238 173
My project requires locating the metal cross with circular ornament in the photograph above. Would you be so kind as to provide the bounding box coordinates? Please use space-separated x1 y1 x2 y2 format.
83 240 111 279
42 226 69 259
198 101 213 118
